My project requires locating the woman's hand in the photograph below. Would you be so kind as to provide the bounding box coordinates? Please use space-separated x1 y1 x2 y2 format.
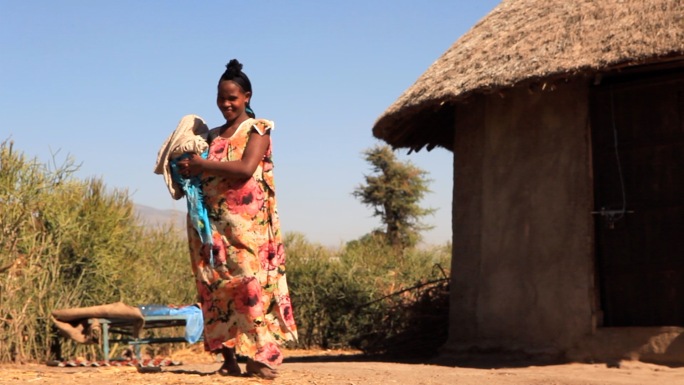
177 153 203 177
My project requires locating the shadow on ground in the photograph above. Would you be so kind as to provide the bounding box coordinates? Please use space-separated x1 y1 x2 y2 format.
284 350 574 369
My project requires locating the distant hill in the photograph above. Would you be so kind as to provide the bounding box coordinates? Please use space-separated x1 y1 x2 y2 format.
134 204 186 233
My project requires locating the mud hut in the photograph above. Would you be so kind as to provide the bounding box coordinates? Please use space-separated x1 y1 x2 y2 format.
373 0 684 364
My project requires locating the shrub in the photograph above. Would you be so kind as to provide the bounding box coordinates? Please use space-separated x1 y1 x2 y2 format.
286 231 451 357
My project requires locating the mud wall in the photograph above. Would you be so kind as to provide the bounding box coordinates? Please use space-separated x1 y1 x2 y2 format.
445 80 596 356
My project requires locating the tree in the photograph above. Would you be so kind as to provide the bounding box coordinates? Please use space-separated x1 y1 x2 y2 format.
352 145 435 249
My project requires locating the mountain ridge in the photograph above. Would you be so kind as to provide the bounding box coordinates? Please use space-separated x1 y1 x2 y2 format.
134 204 186 231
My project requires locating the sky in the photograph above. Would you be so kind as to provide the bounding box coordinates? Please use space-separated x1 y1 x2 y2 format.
1 0 501 247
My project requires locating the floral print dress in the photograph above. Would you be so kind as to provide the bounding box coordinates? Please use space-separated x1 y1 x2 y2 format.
186 118 297 368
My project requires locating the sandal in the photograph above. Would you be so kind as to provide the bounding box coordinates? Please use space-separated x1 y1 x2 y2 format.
246 359 278 380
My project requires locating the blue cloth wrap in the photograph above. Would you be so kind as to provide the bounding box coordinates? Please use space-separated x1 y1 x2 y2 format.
169 151 214 264
138 304 204 344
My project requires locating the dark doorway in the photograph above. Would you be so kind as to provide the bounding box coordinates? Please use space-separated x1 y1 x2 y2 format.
591 67 684 326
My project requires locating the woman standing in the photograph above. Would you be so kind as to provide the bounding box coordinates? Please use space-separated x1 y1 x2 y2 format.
177 59 297 379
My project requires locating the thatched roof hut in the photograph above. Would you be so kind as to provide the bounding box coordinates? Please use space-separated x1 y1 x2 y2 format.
373 0 684 364
373 0 684 152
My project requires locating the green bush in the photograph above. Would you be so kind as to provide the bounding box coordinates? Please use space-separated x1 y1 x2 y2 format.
286 231 451 356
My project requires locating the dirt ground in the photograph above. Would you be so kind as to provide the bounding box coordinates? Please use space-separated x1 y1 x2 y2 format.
2 348 684 385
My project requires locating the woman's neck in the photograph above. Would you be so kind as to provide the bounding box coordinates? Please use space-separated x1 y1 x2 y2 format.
220 114 250 137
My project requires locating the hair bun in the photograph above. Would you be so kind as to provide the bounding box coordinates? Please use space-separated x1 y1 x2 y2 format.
225 59 243 76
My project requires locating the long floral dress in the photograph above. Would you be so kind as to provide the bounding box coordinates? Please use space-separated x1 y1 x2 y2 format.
186 118 297 368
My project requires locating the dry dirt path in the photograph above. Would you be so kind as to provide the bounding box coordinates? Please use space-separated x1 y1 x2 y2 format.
2 350 684 385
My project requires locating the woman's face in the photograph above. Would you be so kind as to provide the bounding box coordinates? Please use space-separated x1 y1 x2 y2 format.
217 80 251 122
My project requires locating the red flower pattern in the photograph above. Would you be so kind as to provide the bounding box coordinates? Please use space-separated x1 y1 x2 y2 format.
255 342 283 366
278 294 296 327
258 241 285 271
211 233 226 266
233 276 264 318
224 178 264 217
209 143 226 160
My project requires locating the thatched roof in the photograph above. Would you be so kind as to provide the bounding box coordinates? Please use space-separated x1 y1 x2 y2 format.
373 0 684 152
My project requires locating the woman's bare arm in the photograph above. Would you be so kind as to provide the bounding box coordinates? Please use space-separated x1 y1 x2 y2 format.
179 130 270 180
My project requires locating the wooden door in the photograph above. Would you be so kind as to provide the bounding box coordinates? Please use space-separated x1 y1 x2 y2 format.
591 68 684 326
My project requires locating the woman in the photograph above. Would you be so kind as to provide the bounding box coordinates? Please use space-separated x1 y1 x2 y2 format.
177 59 297 379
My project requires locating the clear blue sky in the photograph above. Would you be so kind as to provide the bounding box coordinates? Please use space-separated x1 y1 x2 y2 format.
1 0 500 247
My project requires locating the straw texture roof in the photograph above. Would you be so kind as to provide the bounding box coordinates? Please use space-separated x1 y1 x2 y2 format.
374 0 684 152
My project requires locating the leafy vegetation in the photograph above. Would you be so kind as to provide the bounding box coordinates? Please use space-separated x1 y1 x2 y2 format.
287 233 451 356
353 145 435 249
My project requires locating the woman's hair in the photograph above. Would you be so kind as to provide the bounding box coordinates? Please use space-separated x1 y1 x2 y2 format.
219 59 255 118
